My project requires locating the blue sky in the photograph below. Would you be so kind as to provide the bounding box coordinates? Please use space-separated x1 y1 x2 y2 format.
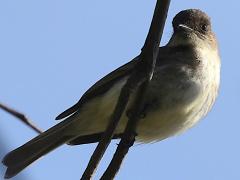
0 1 239 180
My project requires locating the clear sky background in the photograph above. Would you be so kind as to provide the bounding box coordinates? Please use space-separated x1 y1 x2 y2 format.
0 1 239 180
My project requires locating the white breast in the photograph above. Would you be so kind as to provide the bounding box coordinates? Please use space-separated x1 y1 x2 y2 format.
136 48 220 142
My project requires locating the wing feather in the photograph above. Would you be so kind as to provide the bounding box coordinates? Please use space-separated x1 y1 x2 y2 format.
55 46 171 120
55 56 139 120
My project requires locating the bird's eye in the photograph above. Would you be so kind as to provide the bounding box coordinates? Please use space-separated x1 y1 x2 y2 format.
201 24 208 32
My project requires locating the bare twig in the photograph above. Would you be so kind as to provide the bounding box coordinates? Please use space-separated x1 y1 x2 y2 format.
0 103 43 134
101 1 171 179
80 67 146 180
81 0 171 179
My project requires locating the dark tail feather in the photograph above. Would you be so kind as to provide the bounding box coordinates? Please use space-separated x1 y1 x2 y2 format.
68 133 123 145
2 128 73 179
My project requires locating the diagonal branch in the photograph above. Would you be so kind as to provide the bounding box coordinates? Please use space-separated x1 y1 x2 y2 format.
81 0 171 179
80 66 146 180
0 103 43 134
101 0 171 179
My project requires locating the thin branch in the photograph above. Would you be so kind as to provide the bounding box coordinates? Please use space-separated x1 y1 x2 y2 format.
81 0 171 179
0 103 43 134
101 0 171 179
80 69 144 180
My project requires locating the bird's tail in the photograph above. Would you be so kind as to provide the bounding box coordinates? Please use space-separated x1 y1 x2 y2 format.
2 120 75 179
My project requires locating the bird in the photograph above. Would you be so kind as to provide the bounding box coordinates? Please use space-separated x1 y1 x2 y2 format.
2 9 221 179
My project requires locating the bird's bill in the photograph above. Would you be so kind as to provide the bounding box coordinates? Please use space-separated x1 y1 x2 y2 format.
178 24 194 32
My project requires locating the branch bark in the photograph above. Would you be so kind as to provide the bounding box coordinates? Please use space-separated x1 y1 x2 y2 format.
81 0 171 179
0 103 42 134
101 1 171 179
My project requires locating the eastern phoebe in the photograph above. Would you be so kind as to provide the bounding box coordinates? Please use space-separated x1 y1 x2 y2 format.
2 9 220 179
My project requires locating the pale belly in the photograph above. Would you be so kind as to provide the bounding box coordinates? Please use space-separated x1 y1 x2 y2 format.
67 75 214 143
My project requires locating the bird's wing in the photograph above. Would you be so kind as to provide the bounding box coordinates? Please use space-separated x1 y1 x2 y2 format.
55 47 172 145
55 56 139 120
55 46 172 120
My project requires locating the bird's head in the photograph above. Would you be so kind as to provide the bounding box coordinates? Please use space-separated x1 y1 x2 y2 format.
168 9 217 50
